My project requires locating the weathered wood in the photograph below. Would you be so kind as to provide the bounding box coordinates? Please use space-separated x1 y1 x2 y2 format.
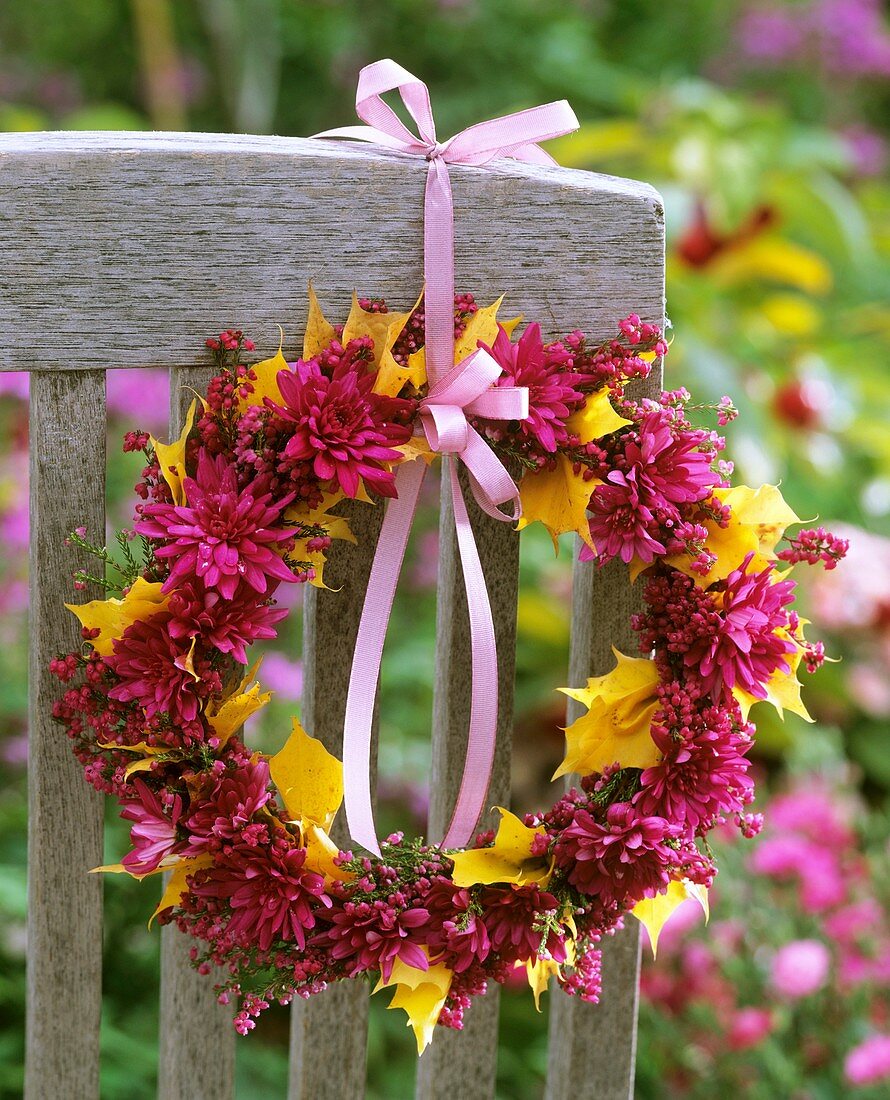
289 499 385 1100
158 366 236 1100
26 370 106 1100
414 461 520 1100
0 132 664 371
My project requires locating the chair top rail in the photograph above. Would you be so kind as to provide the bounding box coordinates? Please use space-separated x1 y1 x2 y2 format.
0 130 663 372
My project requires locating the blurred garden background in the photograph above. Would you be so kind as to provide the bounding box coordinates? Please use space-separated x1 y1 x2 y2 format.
1 0 890 1096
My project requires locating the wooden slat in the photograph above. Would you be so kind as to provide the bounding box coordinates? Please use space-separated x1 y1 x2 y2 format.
288 499 385 1100
158 366 235 1100
26 370 106 1099
0 132 663 372
414 462 520 1100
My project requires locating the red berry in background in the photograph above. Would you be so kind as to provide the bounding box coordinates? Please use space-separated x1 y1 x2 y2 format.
677 202 777 268
773 376 831 430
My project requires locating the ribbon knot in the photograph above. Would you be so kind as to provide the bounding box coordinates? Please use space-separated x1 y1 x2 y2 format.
317 60 578 857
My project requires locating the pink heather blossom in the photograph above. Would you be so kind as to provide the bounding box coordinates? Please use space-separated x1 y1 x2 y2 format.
136 450 298 600
107 611 214 723
727 1007 774 1051
268 359 412 498
845 1034 890 1086
554 802 682 907
482 322 584 452
185 759 272 852
313 897 431 981
167 582 288 666
769 939 831 999
120 779 184 874
685 555 797 701
191 838 329 952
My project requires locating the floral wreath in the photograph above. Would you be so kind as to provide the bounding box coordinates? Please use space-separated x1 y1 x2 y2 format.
51 60 848 1052
53 288 847 1050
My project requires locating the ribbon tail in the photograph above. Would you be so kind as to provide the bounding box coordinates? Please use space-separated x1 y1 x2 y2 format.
441 458 500 850
342 459 427 857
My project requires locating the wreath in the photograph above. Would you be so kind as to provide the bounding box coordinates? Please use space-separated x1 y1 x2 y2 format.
52 287 847 1051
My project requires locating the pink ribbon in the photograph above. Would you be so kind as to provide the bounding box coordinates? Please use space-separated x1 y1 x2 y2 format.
319 59 578 855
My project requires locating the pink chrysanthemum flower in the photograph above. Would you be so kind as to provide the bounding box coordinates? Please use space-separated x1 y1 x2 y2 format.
167 583 288 666
554 802 681 907
107 611 213 723
313 897 431 981
185 759 272 853
635 691 755 831
685 555 797 700
480 885 563 965
120 778 184 874
424 879 491 973
629 409 718 506
483 323 584 452
191 837 329 952
268 360 412 498
136 450 297 600
585 468 666 564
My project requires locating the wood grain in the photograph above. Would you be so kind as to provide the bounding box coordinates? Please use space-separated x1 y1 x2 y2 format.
0 132 664 371
157 366 236 1100
26 370 106 1100
288 498 385 1100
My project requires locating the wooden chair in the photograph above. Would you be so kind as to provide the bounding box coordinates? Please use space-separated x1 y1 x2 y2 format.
1 130 664 1100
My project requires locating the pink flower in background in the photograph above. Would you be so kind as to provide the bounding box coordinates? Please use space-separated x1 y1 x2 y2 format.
256 651 303 700
844 1034 890 1086
107 369 169 434
769 939 831 999
728 1006 774 1050
0 373 30 399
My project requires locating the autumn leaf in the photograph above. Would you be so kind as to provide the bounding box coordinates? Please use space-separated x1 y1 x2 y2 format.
150 399 197 505
632 879 709 958
268 719 343 832
65 577 169 657
342 290 421 398
240 342 289 410
517 453 596 552
449 808 551 888
96 739 190 779
556 650 661 778
734 635 813 723
205 662 272 745
519 954 564 1012
665 484 801 586
373 957 454 1055
565 387 631 444
150 855 215 928
303 282 336 359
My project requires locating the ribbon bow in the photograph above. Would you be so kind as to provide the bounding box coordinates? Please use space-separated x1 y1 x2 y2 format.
320 60 578 856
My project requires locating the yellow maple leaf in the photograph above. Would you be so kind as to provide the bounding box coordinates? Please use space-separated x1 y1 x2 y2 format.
285 490 358 546
268 718 343 832
96 739 189 779
150 399 197 505
303 282 336 359
556 650 661 778
665 484 801 586
150 854 215 928
65 577 169 658
240 342 289 410
302 822 345 881
517 454 596 552
734 637 813 723
449 808 551 888
373 957 454 1055
205 663 272 745
341 290 421 398
565 387 631 444
521 955 563 1012
632 879 709 959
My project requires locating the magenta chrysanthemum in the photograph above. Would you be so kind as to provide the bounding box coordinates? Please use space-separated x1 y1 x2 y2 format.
586 468 667 564
686 555 797 700
191 838 329 952
554 802 681 907
167 582 288 666
120 778 184 874
269 360 412 498
136 450 297 600
107 611 215 723
480 885 564 965
484 323 584 452
424 879 491 973
313 896 431 981
185 759 272 853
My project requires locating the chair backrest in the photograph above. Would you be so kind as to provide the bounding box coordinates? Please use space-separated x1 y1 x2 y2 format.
1 130 664 1100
